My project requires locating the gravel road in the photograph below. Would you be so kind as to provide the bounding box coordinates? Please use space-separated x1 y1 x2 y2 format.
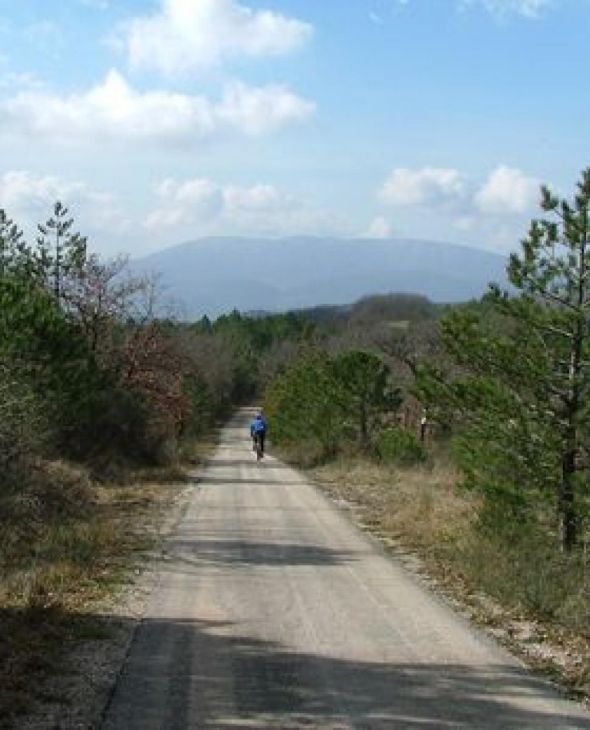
102 409 590 729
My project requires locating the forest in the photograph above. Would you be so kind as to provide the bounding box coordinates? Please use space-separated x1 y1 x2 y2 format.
2 171 590 713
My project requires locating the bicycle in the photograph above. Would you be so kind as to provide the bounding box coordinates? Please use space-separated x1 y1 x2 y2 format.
252 434 264 461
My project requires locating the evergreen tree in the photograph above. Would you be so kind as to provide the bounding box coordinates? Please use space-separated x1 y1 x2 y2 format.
419 169 590 551
36 201 87 302
265 351 347 457
0 210 33 279
330 350 400 448
266 349 400 457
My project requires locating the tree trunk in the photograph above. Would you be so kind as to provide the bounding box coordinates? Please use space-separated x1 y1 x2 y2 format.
560 236 585 552
359 403 368 450
561 444 577 551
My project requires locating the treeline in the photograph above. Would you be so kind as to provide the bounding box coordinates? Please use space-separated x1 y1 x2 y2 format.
0 205 317 499
419 172 590 554
3 175 589 716
1 204 179 485
263 170 590 562
262 294 436 466
4 169 590 579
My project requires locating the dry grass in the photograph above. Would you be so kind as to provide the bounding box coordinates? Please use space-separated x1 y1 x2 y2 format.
0 458 192 724
182 429 222 468
310 454 477 560
309 454 590 705
0 427 222 725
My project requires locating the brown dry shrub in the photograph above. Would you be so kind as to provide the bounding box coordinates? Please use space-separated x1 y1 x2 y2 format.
311 455 477 556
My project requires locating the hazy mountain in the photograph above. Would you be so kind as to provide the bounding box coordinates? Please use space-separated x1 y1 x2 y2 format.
133 236 507 318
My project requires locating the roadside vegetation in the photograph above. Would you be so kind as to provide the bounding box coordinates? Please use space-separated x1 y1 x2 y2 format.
3 170 590 718
0 204 311 722
264 170 590 699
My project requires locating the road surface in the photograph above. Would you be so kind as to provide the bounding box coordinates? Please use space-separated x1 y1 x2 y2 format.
102 409 590 729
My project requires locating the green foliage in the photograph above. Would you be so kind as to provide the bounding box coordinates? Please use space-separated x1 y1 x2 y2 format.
330 350 401 447
265 351 346 458
0 205 186 470
265 349 399 459
417 169 590 549
0 211 32 278
376 427 427 466
456 514 590 628
0 362 45 492
36 201 87 301
184 308 314 405
181 373 218 437
348 293 436 327
209 308 312 351
0 276 102 444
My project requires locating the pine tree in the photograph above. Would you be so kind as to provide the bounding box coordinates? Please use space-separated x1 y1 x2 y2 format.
420 169 590 551
330 350 400 449
505 170 590 550
0 210 31 278
36 201 87 302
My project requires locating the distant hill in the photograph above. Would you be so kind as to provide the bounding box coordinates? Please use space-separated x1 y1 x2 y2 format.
133 236 506 318
278 293 439 328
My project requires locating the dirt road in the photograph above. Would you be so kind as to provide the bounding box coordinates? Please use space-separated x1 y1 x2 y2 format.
102 410 590 729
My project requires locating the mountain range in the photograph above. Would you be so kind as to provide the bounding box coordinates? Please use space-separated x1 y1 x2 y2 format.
133 236 507 318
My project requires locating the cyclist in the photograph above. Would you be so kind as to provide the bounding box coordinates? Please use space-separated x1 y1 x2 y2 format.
250 410 268 458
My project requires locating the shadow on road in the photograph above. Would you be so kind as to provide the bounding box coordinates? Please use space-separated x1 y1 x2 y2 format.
196 475 307 487
217 436 252 446
163 539 359 568
203 458 291 469
101 615 590 729
3 607 590 728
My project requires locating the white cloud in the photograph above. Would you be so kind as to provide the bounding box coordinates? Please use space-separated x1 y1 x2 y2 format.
453 215 477 231
146 178 224 228
366 216 392 238
121 0 313 75
145 177 292 231
0 170 87 212
474 165 539 214
380 167 465 207
398 0 552 19
0 70 43 90
0 170 129 235
223 183 282 212
0 69 314 144
460 0 552 18
78 0 110 8
369 11 385 25
374 163 543 251
216 80 315 135
145 177 346 237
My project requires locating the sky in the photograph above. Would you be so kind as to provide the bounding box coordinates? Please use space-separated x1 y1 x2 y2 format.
0 0 588 258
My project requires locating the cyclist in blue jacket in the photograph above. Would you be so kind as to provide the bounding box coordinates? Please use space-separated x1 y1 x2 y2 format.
250 410 268 458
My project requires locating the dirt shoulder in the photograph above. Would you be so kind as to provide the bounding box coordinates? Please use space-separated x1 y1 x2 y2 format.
0 439 216 730
19 479 193 730
308 457 590 709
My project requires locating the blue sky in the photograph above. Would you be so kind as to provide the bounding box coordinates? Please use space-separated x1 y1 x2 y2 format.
0 0 588 257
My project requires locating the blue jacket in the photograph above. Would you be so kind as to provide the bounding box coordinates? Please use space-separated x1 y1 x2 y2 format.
250 416 267 436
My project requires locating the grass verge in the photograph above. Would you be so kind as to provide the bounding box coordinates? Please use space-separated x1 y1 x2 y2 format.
307 453 590 706
0 433 218 726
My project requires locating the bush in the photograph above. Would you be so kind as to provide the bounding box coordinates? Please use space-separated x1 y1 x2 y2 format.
265 349 400 459
455 519 590 630
376 427 427 466
0 362 46 492
0 459 95 573
265 352 347 459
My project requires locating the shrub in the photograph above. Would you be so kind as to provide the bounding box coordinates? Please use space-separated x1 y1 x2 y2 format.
376 427 427 466
265 352 347 459
455 519 590 630
265 349 401 460
0 362 46 492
